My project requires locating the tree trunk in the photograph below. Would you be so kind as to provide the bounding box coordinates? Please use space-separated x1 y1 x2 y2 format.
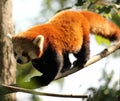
0 0 16 101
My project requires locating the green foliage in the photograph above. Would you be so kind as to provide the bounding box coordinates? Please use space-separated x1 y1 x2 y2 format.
42 0 76 11
95 35 110 46
116 0 120 4
112 13 120 27
86 70 119 101
16 62 41 85
31 95 43 101
75 0 86 6
97 6 112 14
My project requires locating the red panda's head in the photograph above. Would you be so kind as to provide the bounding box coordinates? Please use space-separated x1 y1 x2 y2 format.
11 35 44 64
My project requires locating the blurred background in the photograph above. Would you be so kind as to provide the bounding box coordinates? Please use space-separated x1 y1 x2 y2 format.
12 0 120 101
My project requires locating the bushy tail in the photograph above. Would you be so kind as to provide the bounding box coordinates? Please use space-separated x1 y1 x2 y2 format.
80 11 120 41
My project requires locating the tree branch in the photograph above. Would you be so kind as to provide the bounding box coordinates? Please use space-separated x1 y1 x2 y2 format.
0 40 120 97
0 84 88 98
96 1 120 13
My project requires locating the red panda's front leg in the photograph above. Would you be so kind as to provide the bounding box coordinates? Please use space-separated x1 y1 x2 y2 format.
73 41 90 68
61 53 71 72
19 49 64 89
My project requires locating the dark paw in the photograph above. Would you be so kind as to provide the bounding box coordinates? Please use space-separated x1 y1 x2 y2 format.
61 66 70 73
73 60 85 68
30 76 48 87
61 62 71 73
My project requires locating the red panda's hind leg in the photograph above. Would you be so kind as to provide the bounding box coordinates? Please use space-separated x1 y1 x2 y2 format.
61 53 72 73
73 42 90 68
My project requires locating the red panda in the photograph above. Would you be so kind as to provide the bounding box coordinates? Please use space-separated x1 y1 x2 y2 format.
12 10 120 89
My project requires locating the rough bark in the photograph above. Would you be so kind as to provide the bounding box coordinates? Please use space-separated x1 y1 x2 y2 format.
0 0 16 101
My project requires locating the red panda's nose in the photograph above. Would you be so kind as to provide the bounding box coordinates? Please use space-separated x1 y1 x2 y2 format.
17 58 23 64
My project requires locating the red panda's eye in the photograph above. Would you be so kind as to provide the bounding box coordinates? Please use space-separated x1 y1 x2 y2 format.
22 52 28 57
22 52 30 60
14 52 17 57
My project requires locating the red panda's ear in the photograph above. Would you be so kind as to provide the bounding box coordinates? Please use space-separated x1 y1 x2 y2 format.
7 33 15 41
7 33 13 39
33 35 44 50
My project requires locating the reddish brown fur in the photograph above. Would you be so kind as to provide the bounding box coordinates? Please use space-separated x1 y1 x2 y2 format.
80 11 120 41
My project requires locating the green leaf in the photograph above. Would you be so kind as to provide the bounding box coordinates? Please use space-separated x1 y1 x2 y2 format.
95 35 110 46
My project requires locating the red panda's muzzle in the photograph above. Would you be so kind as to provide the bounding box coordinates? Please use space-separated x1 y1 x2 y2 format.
15 55 30 64
17 58 23 64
